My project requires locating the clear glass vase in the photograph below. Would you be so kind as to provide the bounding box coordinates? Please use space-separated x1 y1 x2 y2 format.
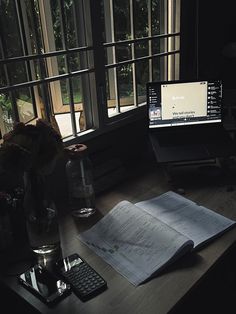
23 171 61 255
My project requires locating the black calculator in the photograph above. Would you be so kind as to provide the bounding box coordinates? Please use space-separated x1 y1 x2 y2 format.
54 253 107 301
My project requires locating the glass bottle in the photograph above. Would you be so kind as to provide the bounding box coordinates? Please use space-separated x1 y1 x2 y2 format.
65 144 96 218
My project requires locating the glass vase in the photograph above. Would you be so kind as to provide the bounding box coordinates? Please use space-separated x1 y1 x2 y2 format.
23 171 61 255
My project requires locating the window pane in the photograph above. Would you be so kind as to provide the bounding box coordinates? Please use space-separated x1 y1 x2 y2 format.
69 53 81 72
135 41 148 58
104 47 113 65
152 55 167 81
32 58 47 80
152 37 167 54
0 0 181 140
116 44 132 62
106 68 117 117
25 0 44 54
16 88 36 124
0 1 22 58
171 35 180 51
8 61 28 85
68 51 93 72
57 55 66 75
0 93 14 137
152 0 162 35
118 64 134 112
103 0 180 118
113 0 131 41
51 0 64 50
53 74 93 136
55 112 80 138
64 0 78 49
134 0 148 38
60 77 83 106
0 65 7 88
136 60 149 102
72 76 83 105
118 64 133 98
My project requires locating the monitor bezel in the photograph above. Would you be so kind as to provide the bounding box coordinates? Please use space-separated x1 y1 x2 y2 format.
147 78 223 129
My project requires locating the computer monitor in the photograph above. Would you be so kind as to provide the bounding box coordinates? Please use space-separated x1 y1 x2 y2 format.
147 79 222 128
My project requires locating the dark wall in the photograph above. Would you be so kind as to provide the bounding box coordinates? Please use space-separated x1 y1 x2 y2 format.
47 116 154 203
180 0 198 80
180 0 236 87
198 0 236 88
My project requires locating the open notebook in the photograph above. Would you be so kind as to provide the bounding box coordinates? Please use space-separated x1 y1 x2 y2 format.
78 191 236 286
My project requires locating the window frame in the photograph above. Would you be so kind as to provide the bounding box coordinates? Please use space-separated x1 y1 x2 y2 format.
0 0 181 144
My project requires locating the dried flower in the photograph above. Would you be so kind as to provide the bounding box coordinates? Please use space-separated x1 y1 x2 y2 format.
0 119 63 176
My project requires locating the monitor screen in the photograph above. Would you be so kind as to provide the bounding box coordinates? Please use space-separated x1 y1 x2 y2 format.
147 79 222 128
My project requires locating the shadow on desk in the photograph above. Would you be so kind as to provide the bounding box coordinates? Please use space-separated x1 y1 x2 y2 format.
0 283 40 314
169 243 236 314
166 157 236 192
161 252 203 276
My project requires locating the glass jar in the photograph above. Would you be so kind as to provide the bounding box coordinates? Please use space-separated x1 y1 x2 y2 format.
65 144 96 218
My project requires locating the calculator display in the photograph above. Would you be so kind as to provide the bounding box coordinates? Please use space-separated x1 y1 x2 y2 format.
59 255 83 271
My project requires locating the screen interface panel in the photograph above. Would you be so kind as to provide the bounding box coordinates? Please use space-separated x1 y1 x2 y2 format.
148 80 222 128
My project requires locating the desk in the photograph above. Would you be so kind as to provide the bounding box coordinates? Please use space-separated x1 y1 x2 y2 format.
1 163 236 314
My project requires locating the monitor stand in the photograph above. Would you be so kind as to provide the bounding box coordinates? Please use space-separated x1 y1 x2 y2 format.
163 158 224 192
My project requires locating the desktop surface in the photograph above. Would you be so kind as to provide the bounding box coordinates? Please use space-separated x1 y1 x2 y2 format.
1 161 236 314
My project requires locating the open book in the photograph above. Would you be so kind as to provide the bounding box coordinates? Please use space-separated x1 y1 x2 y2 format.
78 191 236 286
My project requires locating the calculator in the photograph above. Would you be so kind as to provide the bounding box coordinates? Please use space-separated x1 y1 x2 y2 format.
54 253 107 301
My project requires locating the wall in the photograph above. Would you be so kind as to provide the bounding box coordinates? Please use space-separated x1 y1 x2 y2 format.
180 0 198 80
198 0 236 88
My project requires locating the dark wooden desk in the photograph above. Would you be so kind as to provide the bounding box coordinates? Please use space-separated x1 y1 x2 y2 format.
1 163 236 314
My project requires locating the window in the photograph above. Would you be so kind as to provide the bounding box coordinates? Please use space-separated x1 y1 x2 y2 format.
0 0 180 142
